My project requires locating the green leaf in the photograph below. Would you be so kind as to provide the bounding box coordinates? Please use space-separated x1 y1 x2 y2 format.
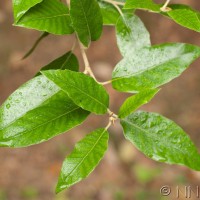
98 2 120 25
42 70 109 114
70 0 103 47
113 14 200 93
12 0 43 22
112 43 200 92
166 4 200 32
119 89 159 119
0 75 89 147
116 14 151 56
124 0 160 12
15 0 74 35
37 51 79 76
124 2 200 32
56 128 109 193
121 111 200 171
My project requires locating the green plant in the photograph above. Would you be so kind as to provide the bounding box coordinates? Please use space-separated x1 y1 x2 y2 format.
1 0 200 193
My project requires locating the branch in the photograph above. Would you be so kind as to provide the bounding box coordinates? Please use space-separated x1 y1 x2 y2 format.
78 41 97 81
106 109 118 130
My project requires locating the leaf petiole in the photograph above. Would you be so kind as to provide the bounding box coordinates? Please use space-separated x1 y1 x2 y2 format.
100 80 112 85
22 32 49 60
102 0 124 6
103 0 124 17
160 0 172 12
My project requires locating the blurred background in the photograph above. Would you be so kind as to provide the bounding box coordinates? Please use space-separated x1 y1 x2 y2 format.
1 0 200 199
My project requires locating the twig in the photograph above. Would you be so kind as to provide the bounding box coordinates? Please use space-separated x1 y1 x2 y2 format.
100 80 112 85
103 0 124 17
105 109 118 130
105 120 112 130
107 109 118 119
160 0 172 12
105 115 118 130
78 40 97 81
102 0 124 6
65 0 70 6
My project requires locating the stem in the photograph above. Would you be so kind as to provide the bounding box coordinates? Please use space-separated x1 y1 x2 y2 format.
100 80 112 85
102 0 124 6
113 4 124 18
163 0 171 8
105 113 118 130
107 109 113 116
78 40 97 81
160 0 171 12
107 109 118 119
65 0 70 6
105 120 112 130
103 0 124 17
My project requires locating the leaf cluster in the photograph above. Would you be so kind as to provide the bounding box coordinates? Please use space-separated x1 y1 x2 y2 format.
1 0 200 193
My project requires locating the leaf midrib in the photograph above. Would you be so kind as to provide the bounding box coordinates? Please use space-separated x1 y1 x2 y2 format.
63 79 107 113
169 9 200 31
62 129 106 185
61 52 73 70
112 52 193 83
3 107 80 140
18 13 70 23
122 119 192 159
76 0 91 44
119 96 146 118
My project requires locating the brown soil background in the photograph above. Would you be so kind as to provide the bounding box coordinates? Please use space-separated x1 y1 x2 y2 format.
1 1 200 200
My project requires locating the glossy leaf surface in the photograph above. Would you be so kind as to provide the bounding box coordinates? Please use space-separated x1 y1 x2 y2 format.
121 111 200 171
116 14 151 56
42 70 109 114
0 76 89 147
15 0 74 35
112 14 200 92
70 0 103 47
112 43 200 92
37 51 79 76
119 89 159 119
13 0 43 22
56 128 109 193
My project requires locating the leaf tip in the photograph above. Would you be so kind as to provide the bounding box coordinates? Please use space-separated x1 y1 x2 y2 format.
55 181 68 194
